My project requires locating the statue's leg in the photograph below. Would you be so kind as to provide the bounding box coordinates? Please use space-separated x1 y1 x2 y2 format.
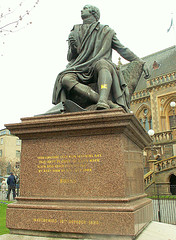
73 84 99 103
62 73 99 103
97 69 112 109
94 59 113 109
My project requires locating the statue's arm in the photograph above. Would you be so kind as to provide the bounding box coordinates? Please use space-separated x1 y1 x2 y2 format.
67 46 76 62
112 34 142 62
112 34 150 78
67 30 78 61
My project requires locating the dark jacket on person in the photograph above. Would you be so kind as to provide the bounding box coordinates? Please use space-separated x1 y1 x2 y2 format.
7 174 16 187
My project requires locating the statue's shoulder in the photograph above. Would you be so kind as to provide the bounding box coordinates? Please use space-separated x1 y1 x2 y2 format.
99 24 115 33
71 24 82 31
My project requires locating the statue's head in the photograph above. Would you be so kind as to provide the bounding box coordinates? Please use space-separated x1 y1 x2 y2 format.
81 5 100 21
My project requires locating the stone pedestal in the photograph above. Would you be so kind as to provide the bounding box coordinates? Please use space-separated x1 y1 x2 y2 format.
5 109 152 239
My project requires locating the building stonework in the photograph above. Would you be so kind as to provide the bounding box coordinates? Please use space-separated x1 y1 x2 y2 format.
129 46 176 161
130 45 176 195
0 128 21 176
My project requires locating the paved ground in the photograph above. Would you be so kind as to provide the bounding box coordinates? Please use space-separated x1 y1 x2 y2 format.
136 221 176 240
0 221 176 240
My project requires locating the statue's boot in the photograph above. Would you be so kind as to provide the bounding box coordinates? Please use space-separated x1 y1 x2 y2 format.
73 83 99 103
108 100 122 109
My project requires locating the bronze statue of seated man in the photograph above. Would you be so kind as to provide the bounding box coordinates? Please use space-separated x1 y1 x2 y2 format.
51 5 149 113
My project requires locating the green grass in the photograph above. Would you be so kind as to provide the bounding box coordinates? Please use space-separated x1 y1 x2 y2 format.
0 201 13 235
148 195 176 199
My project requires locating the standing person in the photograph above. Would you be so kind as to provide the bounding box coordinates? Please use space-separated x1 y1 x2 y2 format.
52 5 150 112
155 154 162 161
15 175 20 197
7 172 16 201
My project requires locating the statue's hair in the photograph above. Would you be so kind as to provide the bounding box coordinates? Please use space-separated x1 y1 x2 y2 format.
86 5 100 21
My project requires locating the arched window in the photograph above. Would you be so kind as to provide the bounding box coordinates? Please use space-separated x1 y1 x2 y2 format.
136 105 152 132
160 97 176 131
169 108 176 129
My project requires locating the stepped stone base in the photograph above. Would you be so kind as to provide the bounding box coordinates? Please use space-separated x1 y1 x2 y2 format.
1 221 176 240
5 109 152 239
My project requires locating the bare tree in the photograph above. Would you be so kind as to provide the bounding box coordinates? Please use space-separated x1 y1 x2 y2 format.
0 0 39 55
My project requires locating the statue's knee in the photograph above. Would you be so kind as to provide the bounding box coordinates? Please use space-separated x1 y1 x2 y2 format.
95 59 106 69
62 74 78 91
97 59 106 64
94 59 112 73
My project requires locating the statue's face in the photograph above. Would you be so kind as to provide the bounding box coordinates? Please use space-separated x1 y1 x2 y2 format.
81 5 92 19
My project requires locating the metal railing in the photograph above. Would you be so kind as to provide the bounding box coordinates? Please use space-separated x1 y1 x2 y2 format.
150 184 176 224
152 198 176 224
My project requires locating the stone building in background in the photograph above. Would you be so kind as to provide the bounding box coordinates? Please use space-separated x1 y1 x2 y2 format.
130 45 176 169
128 45 176 195
0 128 21 177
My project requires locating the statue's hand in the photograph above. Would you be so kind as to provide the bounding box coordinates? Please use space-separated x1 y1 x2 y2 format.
68 33 77 50
143 63 150 79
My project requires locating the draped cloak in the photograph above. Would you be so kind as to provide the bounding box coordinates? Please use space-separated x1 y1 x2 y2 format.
52 22 142 110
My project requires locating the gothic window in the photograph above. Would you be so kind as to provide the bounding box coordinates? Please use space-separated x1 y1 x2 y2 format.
16 162 20 169
159 96 176 131
169 115 176 129
136 106 152 132
145 118 150 132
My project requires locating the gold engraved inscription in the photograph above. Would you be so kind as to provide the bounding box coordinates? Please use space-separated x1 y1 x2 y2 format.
60 179 77 184
33 218 99 225
37 154 102 175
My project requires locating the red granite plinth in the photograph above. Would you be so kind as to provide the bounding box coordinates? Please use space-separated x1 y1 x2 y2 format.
6 109 152 239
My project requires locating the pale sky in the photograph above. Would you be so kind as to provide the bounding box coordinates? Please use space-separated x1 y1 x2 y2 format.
0 0 176 129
